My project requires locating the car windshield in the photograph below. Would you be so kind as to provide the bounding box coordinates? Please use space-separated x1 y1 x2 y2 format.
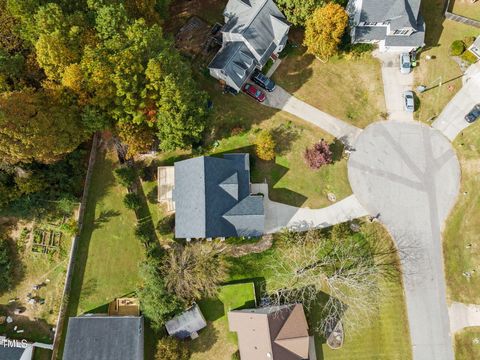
402 62 410 68
256 90 261 97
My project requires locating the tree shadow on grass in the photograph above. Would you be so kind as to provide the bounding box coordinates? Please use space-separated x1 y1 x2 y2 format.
93 209 121 230
213 145 308 207
188 321 220 355
0 236 25 299
0 309 53 343
329 139 345 163
271 122 300 155
198 298 225 322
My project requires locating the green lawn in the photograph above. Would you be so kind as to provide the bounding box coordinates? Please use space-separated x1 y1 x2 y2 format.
451 0 480 20
272 31 386 129
415 0 479 123
443 121 480 303
189 283 256 360
227 222 412 360
67 144 145 315
454 327 480 360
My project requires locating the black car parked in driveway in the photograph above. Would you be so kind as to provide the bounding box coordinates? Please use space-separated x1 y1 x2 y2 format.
251 69 276 92
465 104 480 123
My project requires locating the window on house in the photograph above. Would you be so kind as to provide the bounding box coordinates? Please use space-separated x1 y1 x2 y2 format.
393 29 411 35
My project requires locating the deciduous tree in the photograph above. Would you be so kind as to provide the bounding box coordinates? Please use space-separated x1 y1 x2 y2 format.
137 259 183 331
155 337 190 360
161 242 228 302
304 3 349 61
255 129 276 161
304 140 333 169
0 89 87 164
266 224 405 336
276 0 325 26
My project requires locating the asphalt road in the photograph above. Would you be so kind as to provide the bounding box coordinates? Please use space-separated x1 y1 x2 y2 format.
348 121 460 360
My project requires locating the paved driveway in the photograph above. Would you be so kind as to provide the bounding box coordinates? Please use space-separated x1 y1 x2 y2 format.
432 63 480 141
449 302 480 333
374 51 414 121
263 86 362 145
251 184 368 233
348 121 460 360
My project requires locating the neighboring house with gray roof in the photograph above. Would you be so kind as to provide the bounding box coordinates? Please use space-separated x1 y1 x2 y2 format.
63 315 144 360
228 304 317 360
165 304 207 339
347 0 425 52
208 0 290 92
0 337 34 360
173 153 264 239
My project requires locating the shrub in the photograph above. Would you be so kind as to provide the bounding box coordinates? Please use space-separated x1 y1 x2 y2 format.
255 130 276 161
304 140 333 169
157 215 175 235
231 350 241 360
461 50 478 64
124 193 141 210
114 166 137 188
155 337 190 360
463 36 476 47
350 43 375 55
0 237 12 294
450 40 465 56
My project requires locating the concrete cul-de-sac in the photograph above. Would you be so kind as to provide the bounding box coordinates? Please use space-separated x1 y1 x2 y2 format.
261 60 480 360
348 121 460 360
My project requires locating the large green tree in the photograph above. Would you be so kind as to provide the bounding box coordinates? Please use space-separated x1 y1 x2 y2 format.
304 3 349 61
137 259 183 331
0 89 87 164
276 0 325 26
160 242 228 302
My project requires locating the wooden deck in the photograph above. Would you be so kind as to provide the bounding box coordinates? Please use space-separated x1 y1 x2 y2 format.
157 166 175 212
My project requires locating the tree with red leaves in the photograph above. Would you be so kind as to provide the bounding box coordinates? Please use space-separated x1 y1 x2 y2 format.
304 140 333 169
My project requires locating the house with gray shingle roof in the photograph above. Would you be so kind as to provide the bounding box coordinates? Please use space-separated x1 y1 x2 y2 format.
173 153 264 239
63 315 144 360
347 0 425 52
208 0 290 92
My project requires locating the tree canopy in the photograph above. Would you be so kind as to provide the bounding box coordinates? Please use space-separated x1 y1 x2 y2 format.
161 242 229 302
137 259 183 331
0 89 87 164
0 0 208 165
276 0 325 26
304 3 349 61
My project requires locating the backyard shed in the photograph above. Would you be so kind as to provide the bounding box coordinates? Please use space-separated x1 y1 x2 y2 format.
165 304 207 339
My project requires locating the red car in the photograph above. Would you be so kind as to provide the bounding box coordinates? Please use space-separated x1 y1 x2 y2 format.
242 83 266 102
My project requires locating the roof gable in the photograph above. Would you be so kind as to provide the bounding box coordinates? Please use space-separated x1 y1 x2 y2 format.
165 305 207 339
174 154 264 238
359 0 421 29
228 305 310 360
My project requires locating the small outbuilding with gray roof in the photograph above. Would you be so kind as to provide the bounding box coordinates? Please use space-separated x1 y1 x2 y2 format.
165 304 207 339
208 0 290 92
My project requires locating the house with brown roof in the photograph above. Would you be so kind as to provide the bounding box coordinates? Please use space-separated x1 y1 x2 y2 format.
228 304 316 360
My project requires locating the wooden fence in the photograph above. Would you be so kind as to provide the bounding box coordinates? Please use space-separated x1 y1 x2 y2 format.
50 132 100 360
